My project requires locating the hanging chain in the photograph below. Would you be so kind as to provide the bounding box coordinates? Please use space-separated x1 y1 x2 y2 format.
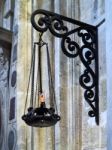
38 33 43 94
24 43 35 114
46 44 58 114
30 44 36 107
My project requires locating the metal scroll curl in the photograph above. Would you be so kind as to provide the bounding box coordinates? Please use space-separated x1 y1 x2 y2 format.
31 10 68 37
31 9 99 125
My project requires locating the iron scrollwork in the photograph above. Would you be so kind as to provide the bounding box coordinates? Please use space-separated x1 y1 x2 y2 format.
31 9 99 125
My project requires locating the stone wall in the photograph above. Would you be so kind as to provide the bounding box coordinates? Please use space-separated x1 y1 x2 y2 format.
0 0 107 150
80 0 106 150
13 0 107 150
0 0 16 150
106 1 112 150
0 45 10 150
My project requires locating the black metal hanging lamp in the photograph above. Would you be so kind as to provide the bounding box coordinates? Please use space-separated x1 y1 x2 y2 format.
22 33 60 127
22 9 99 126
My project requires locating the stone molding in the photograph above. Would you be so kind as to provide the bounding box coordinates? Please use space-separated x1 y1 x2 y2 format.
0 27 12 48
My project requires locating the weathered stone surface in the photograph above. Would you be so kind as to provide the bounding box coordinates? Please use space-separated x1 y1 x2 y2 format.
0 0 108 149
0 45 10 149
0 27 12 48
106 0 112 150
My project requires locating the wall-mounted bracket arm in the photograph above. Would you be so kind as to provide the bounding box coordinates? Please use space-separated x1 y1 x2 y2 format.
31 9 99 125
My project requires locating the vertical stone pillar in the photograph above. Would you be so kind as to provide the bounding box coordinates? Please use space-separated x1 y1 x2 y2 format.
106 1 112 149
31 1 55 150
54 1 61 150
15 0 32 149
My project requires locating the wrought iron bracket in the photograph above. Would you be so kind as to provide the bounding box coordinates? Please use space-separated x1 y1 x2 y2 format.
31 9 99 125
